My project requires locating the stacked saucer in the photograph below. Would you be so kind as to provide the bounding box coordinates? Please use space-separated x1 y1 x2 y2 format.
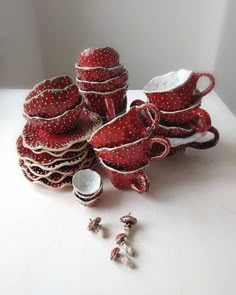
142 69 219 155
75 47 128 121
17 76 102 189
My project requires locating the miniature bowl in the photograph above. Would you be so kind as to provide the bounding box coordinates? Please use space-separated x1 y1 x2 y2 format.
76 70 128 92
24 84 80 118
75 63 124 82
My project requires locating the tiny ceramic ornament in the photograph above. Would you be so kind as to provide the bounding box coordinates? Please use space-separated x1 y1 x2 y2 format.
120 214 137 236
87 217 105 238
115 233 134 256
72 169 103 207
110 247 135 268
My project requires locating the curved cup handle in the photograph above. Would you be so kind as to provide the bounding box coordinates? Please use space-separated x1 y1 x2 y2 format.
189 108 211 132
130 99 145 107
193 72 215 98
136 103 160 137
131 172 150 194
187 126 219 150
148 136 170 160
104 96 116 121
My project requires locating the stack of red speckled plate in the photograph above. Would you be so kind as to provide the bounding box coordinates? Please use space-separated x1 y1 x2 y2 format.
17 76 102 189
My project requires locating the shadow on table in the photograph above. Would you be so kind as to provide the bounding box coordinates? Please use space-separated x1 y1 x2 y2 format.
146 139 236 202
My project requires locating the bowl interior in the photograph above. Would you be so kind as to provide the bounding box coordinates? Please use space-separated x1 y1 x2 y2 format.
72 169 101 195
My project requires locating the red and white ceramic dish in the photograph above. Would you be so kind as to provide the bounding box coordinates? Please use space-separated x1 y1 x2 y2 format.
144 69 215 111
78 47 120 68
17 135 89 165
80 84 128 120
22 110 102 151
100 159 149 194
75 63 124 82
25 75 73 101
89 103 160 148
24 84 80 118
95 135 170 171
76 70 128 92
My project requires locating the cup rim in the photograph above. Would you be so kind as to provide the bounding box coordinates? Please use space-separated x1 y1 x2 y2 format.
168 131 207 147
75 62 123 71
76 70 128 85
158 124 193 132
160 98 202 114
24 83 75 105
79 83 128 95
88 103 149 143
22 96 84 120
99 158 148 174
72 169 102 195
94 134 152 152
143 69 193 93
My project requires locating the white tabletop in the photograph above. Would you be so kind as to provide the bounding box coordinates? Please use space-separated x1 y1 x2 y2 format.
0 90 236 295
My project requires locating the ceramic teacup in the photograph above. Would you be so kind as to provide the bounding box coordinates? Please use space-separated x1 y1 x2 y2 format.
23 96 86 134
95 135 170 171
143 69 215 111
76 70 128 92
100 159 149 194
75 63 124 82
80 84 128 121
160 104 211 132
89 103 160 148
130 98 210 133
154 122 194 138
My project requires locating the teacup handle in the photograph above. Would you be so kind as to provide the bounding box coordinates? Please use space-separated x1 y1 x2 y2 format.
188 108 211 132
148 136 170 160
193 72 215 98
130 99 145 107
136 103 160 137
187 126 219 149
104 96 116 121
131 172 150 194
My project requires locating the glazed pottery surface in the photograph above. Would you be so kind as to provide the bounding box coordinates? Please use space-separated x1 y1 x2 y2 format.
95 135 170 170
100 159 149 194
144 69 215 111
89 103 160 148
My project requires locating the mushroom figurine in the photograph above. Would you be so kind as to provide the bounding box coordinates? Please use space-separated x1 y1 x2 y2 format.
120 214 137 236
110 247 134 268
115 233 134 256
87 217 105 237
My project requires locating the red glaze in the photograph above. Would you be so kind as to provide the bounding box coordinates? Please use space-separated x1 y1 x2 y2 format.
78 47 119 68
22 110 102 151
100 160 149 194
23 103 92 135
17 135 87 164
24 84 80 118
77 70 128 92
89 103 160 149
95 136 170 171
160 107 211 132
81 85 128 119
25 76 73 101
145 72 215 111
154 124 194 137
75 63 124 82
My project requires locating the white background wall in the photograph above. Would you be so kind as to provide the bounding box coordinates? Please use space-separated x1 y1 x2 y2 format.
0 0 44 88
0 0 235 113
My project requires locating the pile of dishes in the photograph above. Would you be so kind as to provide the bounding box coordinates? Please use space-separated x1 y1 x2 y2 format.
75 47 128 121
17 76 102 189
137 69 219 155
89 103 170 194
